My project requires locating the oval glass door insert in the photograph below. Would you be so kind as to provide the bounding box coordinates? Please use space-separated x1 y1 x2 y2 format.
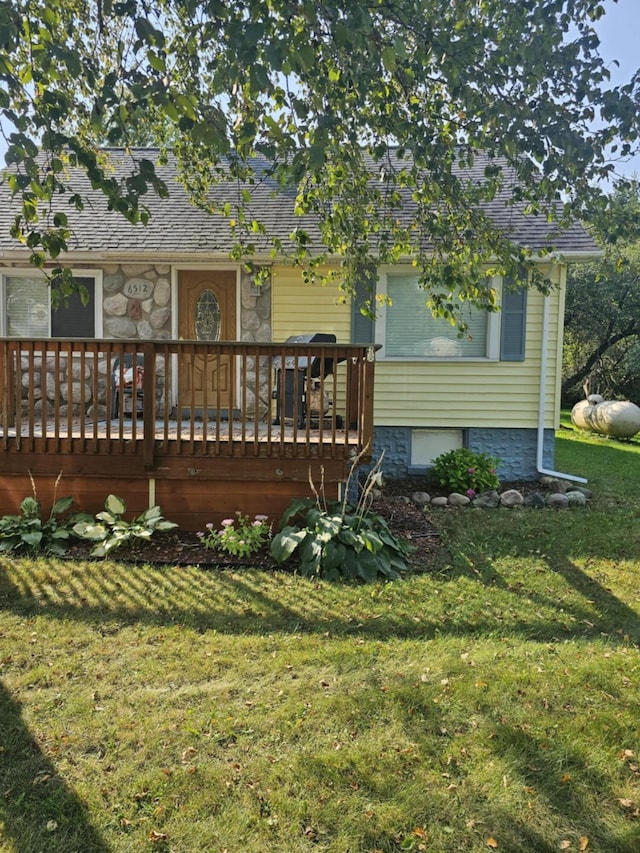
195 289 221 341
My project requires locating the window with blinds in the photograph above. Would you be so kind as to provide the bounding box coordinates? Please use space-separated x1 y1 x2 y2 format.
4 275 96 338
384 274 488 358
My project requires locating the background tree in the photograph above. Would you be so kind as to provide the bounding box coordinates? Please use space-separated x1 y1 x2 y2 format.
1 0 640 324
563 180 640 405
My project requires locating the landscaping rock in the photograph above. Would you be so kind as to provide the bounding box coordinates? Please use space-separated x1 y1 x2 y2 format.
547 493 569 508
499 489 524 508
540 477 571 494
473 490 500 509
431 496 449 507
449 493 471 507
524 492 546 509
571 485 593 499
565 490 588 507
411 491 431 507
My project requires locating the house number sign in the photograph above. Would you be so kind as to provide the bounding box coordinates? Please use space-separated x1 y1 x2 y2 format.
123 279 153 299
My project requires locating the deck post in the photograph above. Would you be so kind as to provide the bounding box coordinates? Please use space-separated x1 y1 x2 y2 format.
361 347 376 455
142 342 156 468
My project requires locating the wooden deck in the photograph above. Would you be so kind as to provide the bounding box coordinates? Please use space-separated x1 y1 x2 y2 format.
0 339 377 528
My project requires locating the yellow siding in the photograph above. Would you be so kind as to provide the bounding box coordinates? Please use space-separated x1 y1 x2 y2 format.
272 262 565 431
272 265 350 341
374 270 564 430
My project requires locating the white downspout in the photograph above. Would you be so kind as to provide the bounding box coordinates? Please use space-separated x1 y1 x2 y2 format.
537 292 588 483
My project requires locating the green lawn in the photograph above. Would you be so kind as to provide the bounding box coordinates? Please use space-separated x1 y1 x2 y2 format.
1 422 639 852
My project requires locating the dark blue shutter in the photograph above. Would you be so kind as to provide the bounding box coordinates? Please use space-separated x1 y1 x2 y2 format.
500 283 527 361
351 279 375 344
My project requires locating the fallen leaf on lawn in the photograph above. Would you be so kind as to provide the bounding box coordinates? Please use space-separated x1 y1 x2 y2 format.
412 827 428 839
486 838 498 848
149 829 167 842
181 747 197 763
559 842 571 850
619 798 635 809
46 820 58 832
562 773 571 783
579 837 589 851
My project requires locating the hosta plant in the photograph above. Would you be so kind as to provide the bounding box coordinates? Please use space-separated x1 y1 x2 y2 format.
73 494 178 557
430 448 500 497
0 494 91 556
270 453 411 582
0 472 91 556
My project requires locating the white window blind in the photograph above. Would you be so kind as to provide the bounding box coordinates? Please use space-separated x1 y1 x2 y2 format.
4 275 96 338
385 274 487 358
6 278 49 336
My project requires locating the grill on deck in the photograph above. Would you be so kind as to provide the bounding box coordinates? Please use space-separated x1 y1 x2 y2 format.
273 333 345 427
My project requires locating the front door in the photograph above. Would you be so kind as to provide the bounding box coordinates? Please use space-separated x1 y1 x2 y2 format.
178 270 237 416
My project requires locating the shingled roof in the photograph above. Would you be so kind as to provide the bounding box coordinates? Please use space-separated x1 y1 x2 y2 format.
0 148 599 260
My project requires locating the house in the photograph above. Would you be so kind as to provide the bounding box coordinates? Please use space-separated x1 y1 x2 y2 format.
0 150 598 528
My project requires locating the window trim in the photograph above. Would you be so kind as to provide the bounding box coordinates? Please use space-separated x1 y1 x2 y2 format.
1 268 104 338
375 268 502 362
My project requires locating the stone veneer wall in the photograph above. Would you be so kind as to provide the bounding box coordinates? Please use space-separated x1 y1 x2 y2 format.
103 263 172 339
16 263 273 422
239 268 272 419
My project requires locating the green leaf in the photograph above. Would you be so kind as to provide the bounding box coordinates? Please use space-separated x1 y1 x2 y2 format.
322 540 347 571
19 497 40 517
51 496 74 516
270 528 308 563
105 494 126 516
73 522 107 541
22 531 43 547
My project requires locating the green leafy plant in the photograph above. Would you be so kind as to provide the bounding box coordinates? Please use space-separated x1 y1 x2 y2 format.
0 472 91 556
72 494 178 557
270 453 411 582
199 512 271 558
430 448 501 497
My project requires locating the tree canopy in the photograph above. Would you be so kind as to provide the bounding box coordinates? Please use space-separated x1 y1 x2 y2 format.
563 180 640 404
1 0 640 323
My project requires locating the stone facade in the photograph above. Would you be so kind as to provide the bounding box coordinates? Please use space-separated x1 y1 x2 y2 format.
238 268 272 419
103 263 172 340
15 264 272 421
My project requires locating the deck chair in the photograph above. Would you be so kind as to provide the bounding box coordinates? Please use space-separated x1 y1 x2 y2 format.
112 354 145 418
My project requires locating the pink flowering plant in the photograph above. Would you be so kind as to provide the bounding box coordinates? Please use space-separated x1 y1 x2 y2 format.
430 448 500 496
200 512 271 558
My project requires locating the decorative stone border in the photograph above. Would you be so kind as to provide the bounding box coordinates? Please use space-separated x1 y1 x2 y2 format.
402 477 592 509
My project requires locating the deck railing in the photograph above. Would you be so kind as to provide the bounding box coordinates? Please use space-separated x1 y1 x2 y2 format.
0 338 378 466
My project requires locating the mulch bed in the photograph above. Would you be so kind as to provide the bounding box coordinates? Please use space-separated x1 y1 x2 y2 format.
63 477 555 571
63 483 445 572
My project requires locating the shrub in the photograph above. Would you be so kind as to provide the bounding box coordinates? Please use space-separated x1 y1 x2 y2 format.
72 494 178 557
270 454 412 582
199 512 271 558
0 473 91 556
430 448 500 497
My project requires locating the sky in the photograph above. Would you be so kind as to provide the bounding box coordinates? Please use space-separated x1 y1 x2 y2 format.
1 1 639 178
592 0 640 179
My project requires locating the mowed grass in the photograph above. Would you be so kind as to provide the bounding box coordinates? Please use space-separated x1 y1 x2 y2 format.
1 422 639 852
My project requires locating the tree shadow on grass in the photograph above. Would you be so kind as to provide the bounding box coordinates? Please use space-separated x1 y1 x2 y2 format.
482 722 640 853
0 680 110 853
436 529 640 645
0 547 639 646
